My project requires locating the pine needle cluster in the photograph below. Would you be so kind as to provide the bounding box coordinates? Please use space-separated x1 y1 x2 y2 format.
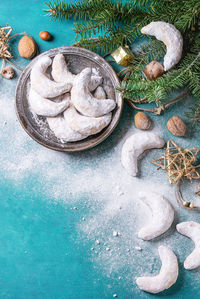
44 0 200 124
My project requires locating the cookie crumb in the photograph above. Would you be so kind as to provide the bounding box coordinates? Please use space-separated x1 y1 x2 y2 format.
113 231 119 237
135 246 142 251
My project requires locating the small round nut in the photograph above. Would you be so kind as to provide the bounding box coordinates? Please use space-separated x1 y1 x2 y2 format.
18 35 37 59
39 31 51 41
167 115 186 136
134 112 151 130
144 61 164 80
1 66 15 79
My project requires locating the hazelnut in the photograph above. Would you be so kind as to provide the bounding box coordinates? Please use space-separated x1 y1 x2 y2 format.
167 115 186 136
39 31 51 41
134 112 151 130
18 35 37 59
1 66 15 79
144 61 164 80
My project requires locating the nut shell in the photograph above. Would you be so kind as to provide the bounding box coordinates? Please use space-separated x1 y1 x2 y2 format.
18 35 37 59
144 61 164 80
134 112 151 130
40 31 51 41
167 115 186 136
1 66 15 79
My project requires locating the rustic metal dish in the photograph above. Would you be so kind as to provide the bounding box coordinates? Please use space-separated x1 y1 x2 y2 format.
15 46 123 152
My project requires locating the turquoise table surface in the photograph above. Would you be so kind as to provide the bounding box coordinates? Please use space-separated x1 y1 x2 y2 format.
0 1 200 298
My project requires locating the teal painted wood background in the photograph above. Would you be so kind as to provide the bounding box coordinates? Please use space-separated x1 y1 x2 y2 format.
0 1 200 298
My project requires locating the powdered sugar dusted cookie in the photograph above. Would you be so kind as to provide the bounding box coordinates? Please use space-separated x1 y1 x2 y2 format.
52 53 75 85
64 105 112 136
138 191 174 240
93 86 106 100
103 79 115 100
141 21 183 71
176 221 200 270
89 68 103 92
47 113 87 142
121 132 165 176
51 54 102 91
30 56 71 98
136 245 178 294
71 67 116 117
29 88 70 117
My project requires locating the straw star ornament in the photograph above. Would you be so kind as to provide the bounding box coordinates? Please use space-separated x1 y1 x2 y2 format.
0 26 13 60
152 140 200 211
152 139 200 184
0 25 24 71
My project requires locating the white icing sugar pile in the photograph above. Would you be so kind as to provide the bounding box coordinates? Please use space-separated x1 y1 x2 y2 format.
1 84 200 295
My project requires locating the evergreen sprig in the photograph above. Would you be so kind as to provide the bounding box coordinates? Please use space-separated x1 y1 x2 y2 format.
44 0 107 21
44 0 200 124
122 34 200 103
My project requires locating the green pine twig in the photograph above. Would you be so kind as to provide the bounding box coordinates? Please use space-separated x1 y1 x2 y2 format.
44 0 200 124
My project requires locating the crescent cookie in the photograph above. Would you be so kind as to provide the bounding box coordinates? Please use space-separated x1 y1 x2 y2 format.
136 245 178 294
30 56 71 98
138 191 174 240
176 221 200 270
71 67 116 117
64 105 112 136
121 132 165 176
47 113 88 142
93 86 106 100
141 21 183 71
28 88 70 117
51 54 102 91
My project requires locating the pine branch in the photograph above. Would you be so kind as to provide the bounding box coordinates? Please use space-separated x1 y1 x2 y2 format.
123 55 200 102
44 0 108 21
185 100 200 125
44 0 200 43
73 33 124 54
174 3 200 32
121 33 200 105
44 0 200 124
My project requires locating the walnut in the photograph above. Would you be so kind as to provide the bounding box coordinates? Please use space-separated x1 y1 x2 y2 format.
167 115 186 136
134 112 151 130
144 61 164 80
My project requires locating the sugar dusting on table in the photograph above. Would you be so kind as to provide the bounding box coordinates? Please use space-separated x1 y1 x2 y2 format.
1 85 200 295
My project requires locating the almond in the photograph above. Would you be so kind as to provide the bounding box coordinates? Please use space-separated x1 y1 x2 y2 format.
18 35 37 59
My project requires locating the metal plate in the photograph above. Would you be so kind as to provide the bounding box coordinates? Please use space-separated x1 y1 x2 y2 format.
15 46 123 152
